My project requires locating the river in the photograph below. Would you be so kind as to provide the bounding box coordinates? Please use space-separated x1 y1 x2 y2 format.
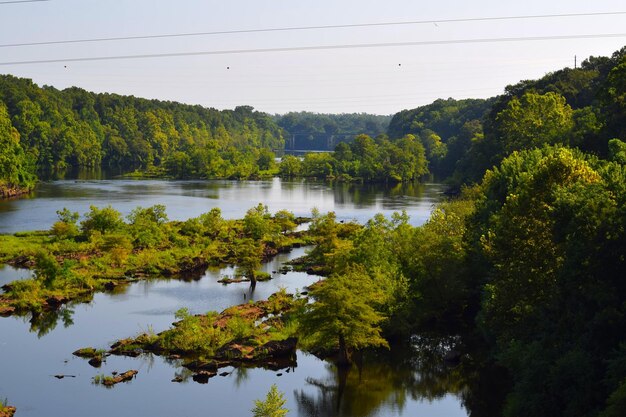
0 178 468 417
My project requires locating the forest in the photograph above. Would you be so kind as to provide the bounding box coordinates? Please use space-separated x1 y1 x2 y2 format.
1 46 626 417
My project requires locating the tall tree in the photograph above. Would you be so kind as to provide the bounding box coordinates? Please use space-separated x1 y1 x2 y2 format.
300 265 389 365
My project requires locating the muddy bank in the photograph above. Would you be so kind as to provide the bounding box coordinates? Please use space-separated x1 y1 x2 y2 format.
0 184 31 200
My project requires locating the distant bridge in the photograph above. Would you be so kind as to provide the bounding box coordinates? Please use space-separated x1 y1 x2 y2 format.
281 132 363 152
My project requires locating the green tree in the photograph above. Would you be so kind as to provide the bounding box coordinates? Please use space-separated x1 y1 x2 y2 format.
35 251 61 288
608 138 626 164
300 265 389 365
80 205 123 236
278 155 302 177
256 148 276 171
51 208 80 240
126 205 169 248
273 209 297 233
244 203 276 240
495 92 574 153
600 58 626 141
252 384 289 417
235 238 264 284
301 152 334 178
0 102 34 191
469 145 626 417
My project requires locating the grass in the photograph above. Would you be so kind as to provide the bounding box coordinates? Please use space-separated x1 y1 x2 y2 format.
0 205 312 316
107 290 305 363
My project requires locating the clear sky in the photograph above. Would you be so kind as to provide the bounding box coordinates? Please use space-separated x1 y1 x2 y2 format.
1 0 625 115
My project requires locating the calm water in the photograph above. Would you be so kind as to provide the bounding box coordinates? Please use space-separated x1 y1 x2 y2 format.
0 179 468 417
0 178 443 233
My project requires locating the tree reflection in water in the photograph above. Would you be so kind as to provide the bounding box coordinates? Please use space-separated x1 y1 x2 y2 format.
294 333 507 417
27 305 75 338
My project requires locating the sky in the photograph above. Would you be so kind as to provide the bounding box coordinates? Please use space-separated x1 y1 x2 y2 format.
0 0 625 115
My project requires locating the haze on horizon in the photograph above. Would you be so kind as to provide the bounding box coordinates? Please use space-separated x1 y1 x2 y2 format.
0 0 625 115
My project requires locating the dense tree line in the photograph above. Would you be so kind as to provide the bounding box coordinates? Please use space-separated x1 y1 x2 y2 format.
278 133 428 182
297 47 626 416
276 111 391 136
387 47 626 186
302 144 626 416
0 75 286 191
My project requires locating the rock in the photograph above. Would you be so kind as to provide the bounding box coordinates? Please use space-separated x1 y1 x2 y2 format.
214 340 251 359
103 281 118 291
88 357 103 368
171 376 184 383
73 347 105 366
219 371 230 377
45 295 69 308
109 338 142 356
254 337 297 359
263 357 298 371
54 374 76 379
0 405 16 417
276 373 282 376
102 370 138 386
192 371 216 384
9 254 33 268
124 348 143 357
218 276 250 284
0 302 15 317
182 359 218 373
72 347 98 358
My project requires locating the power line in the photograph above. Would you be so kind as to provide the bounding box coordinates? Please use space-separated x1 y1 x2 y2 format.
1 32 625 66
0 0 49 4
1 10 625 48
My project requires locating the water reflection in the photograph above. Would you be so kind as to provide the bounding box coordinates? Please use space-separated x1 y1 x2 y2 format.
25 305 76 338
0 265 32 288
295 339 467 417
0 178 444 233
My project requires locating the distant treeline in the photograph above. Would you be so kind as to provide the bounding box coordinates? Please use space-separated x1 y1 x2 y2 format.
275 111 392 150
0 76 285 193
279 133 427 182
2 46 626 192
387 47 626 186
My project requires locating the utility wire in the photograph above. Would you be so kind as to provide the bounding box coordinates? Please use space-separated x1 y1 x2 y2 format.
1 10 625 48
1 32 625 66
0 0 49 4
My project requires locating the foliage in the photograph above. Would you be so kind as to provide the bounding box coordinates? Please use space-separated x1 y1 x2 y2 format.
0 204 308 315
300 265 389 365
283 133 428 182
126 204 169 248
80 205 123 236
495 92 574 152
276 111 391 151
252 384 289 417
51 208 80 240
293 143 626 415
466 146 626 417
278 154 302 177
0 75 286 187
386 48 626 185
0 101 34 193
